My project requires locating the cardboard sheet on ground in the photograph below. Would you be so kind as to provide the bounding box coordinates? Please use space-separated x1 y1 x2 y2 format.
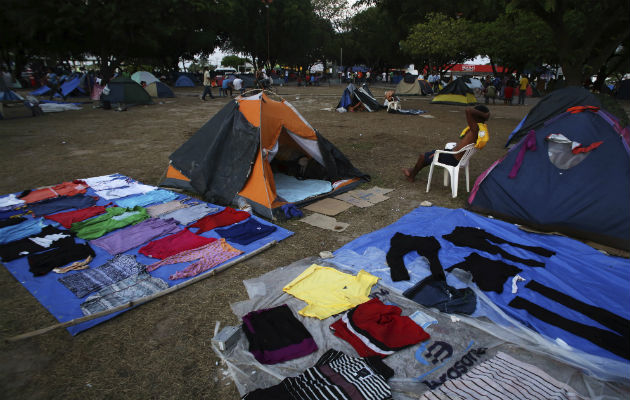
303 197 352 216
0 175 293 335
328 206 629 380
347 187 392 205
299 213 348 232
219 257 625 399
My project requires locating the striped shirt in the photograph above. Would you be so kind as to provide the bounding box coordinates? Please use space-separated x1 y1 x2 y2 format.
244 349 394 400
418 352 583 400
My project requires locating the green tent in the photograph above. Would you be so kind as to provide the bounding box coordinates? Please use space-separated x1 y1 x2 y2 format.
100 78 153 105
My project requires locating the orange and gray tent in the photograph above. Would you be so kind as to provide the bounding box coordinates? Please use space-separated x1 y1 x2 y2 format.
431 77 477 105
161 92 369 219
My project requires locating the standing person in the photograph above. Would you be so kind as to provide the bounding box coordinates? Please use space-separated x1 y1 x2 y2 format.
382 71 387 83
222 74 234 96
518 73 529 105
402 106 490 182
201 67 215 100
504 77 514 105
46 68 65 100
232 75 244 95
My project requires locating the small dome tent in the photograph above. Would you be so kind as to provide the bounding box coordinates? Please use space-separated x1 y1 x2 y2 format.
161 92 369 219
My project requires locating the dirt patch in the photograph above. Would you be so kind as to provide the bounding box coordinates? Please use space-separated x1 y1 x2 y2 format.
0 85 626 399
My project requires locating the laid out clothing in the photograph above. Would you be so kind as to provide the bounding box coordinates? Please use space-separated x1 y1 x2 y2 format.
70 206 149 240
0 194 25 208
146 239 243 280
526 280 630 338
330 298 430 358
28 243 95 277
0 225 74 261
94 182 156 200
282 264 379 320
243 349 394 400
386 233 444 282
0 208 29 219
84 175 130 191
18 180 88 204
215 218 277 245
114 189 179 209
188 207 250 234
417 352 582 400
138 229 216 259
53 255 93 273
443 226 555 267
80 272 169 316
44 205 108 228
0 216 26 229
403 274 477 315
90 218 181 255
0 218 46 245
58 254 146 298
28 194 97 217
158 203 219 226
446 252 523 293
146 200 191 218
509 289 630 360
242 304 318 365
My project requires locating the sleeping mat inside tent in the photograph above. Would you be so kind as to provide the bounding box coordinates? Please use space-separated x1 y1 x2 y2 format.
329 206 629 374
0 175 292 335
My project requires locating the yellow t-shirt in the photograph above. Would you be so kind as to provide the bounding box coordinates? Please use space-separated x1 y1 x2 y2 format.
459 123 490 149
282 264 379 319
519 77 529 90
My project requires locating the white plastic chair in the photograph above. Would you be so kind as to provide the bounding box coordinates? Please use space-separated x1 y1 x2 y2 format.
426 143 477 198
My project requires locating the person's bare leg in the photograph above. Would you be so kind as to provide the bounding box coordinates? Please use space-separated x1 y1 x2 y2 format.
402 153 426 182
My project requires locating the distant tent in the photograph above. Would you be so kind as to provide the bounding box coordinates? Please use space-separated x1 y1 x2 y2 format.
616 79 630 100
175 75 195 87
0 77 23 101
30 85 52 96
100 78 153 105
145 81 175 98
131 71 160 86
337 83 383 112
57 76 86 97
395 75 432 96
30 75 86 98
240 74 257 89
464 77 483 91
469 107 630 251
431 78 477 105
161 92 368 219
505 86 603 147
418 79 433 95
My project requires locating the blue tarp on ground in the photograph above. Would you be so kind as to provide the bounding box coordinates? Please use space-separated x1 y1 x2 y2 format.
330 206 629 365
0 175 293 335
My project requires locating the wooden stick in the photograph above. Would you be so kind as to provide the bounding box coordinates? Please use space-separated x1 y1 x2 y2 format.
6 240 277 342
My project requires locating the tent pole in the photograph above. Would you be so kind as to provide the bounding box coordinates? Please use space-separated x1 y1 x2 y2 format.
5 241 277 342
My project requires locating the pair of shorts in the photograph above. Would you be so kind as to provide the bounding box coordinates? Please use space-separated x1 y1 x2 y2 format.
423 150 459 167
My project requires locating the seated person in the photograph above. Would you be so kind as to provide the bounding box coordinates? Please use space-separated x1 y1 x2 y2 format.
384 90 400 110
348 101 366 112
402 105 490 182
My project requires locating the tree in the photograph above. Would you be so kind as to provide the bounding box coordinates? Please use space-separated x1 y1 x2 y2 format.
507 0 630 85
221 55 249 69
400 13 480 76
477 12 555 76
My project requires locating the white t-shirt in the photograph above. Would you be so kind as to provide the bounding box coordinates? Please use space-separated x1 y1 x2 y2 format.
233 78 243 90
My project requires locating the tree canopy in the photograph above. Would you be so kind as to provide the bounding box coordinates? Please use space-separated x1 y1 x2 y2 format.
0 0 627 86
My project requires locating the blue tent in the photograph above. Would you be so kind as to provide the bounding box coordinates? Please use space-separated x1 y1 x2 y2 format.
145 81 175 98
175 75 195 87
505 87 602 147
469 108 630 251
29 76 86 98
30 85 52 96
